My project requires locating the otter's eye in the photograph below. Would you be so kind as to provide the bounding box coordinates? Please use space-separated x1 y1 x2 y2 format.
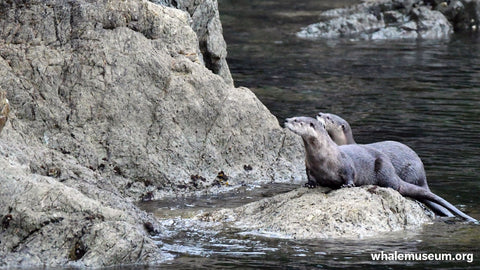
310 123 314 128
326 116 330 120
341 124 346 130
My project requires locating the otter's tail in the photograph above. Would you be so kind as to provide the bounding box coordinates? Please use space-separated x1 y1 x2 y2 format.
398 182 477 223
421 200 454 218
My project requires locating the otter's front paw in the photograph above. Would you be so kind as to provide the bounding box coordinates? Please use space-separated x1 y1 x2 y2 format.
341 183 355 188
304 181 318 189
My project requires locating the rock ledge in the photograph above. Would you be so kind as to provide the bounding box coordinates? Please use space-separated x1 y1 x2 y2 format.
203 186 433 239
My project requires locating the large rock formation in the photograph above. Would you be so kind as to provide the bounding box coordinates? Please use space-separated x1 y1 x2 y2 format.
0 0 442 267
153 0 233 85
202 186 433 239
0 0 303 267
0 150 170 266
297 0 480 40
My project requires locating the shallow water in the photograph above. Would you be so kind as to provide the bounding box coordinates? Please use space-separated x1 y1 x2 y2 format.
137 0 480 268
220 0 480 208
138 184 480 269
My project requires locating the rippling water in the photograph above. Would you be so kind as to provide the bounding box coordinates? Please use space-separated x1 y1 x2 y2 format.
135 0 480 268
138 184 480 269
220 0 480 206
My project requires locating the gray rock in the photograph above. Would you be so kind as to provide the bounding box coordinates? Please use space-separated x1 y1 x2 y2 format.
0 0 304 267
202 186 433 239
151 0 234 85
297 0 455 40
412 7 453 39
442 0 480 32
0 91 9 134
0 145 170 267
298 13 385 39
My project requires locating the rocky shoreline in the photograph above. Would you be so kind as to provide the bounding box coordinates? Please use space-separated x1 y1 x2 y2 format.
0 0 304 267
0 0 442 267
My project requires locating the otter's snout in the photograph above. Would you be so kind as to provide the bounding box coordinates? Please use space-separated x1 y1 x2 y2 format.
284 118 291 126
284 117 296 125
284 117 297 132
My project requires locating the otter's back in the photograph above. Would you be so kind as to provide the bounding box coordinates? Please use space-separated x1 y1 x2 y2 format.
339 144 381 186
368 141 426 187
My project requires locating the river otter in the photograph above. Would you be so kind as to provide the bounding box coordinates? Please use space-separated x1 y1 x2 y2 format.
317 112 453 218
285 116 477 222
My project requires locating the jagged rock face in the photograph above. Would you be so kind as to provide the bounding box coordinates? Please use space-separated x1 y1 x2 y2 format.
297 0 480 40
151 0 233 85
0 152 170 266
0 0 304 267
0 0 303 192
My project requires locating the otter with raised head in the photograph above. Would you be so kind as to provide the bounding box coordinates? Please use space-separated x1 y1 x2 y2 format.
285 116 477 222
317 112 453 217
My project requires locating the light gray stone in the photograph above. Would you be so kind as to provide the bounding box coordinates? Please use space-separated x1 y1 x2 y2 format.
202 186 433 239
0 146 170 267
413 7 453 39
0 0 304 267
297 0 456 40
151 0 234 85
298 13 385 39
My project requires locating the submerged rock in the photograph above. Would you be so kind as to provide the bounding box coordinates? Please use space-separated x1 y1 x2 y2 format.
203 186 433 239
0 0 303 267
297 0 480 40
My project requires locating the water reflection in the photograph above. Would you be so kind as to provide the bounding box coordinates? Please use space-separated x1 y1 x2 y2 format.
138 186 480 269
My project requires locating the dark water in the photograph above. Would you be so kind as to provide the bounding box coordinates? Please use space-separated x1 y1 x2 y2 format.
136 0 480 268
138 184 480 269
220 0 480 208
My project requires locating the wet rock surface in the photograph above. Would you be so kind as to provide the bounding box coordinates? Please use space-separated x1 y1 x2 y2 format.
0 0 303 267
297 0 480 40
203 186 434 239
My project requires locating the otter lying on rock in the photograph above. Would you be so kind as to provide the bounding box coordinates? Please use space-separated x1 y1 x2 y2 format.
285 116 477 222
316 112 453 218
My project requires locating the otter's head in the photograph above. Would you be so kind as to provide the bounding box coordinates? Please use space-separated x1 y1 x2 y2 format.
316 112 351 145
285 116 326 138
